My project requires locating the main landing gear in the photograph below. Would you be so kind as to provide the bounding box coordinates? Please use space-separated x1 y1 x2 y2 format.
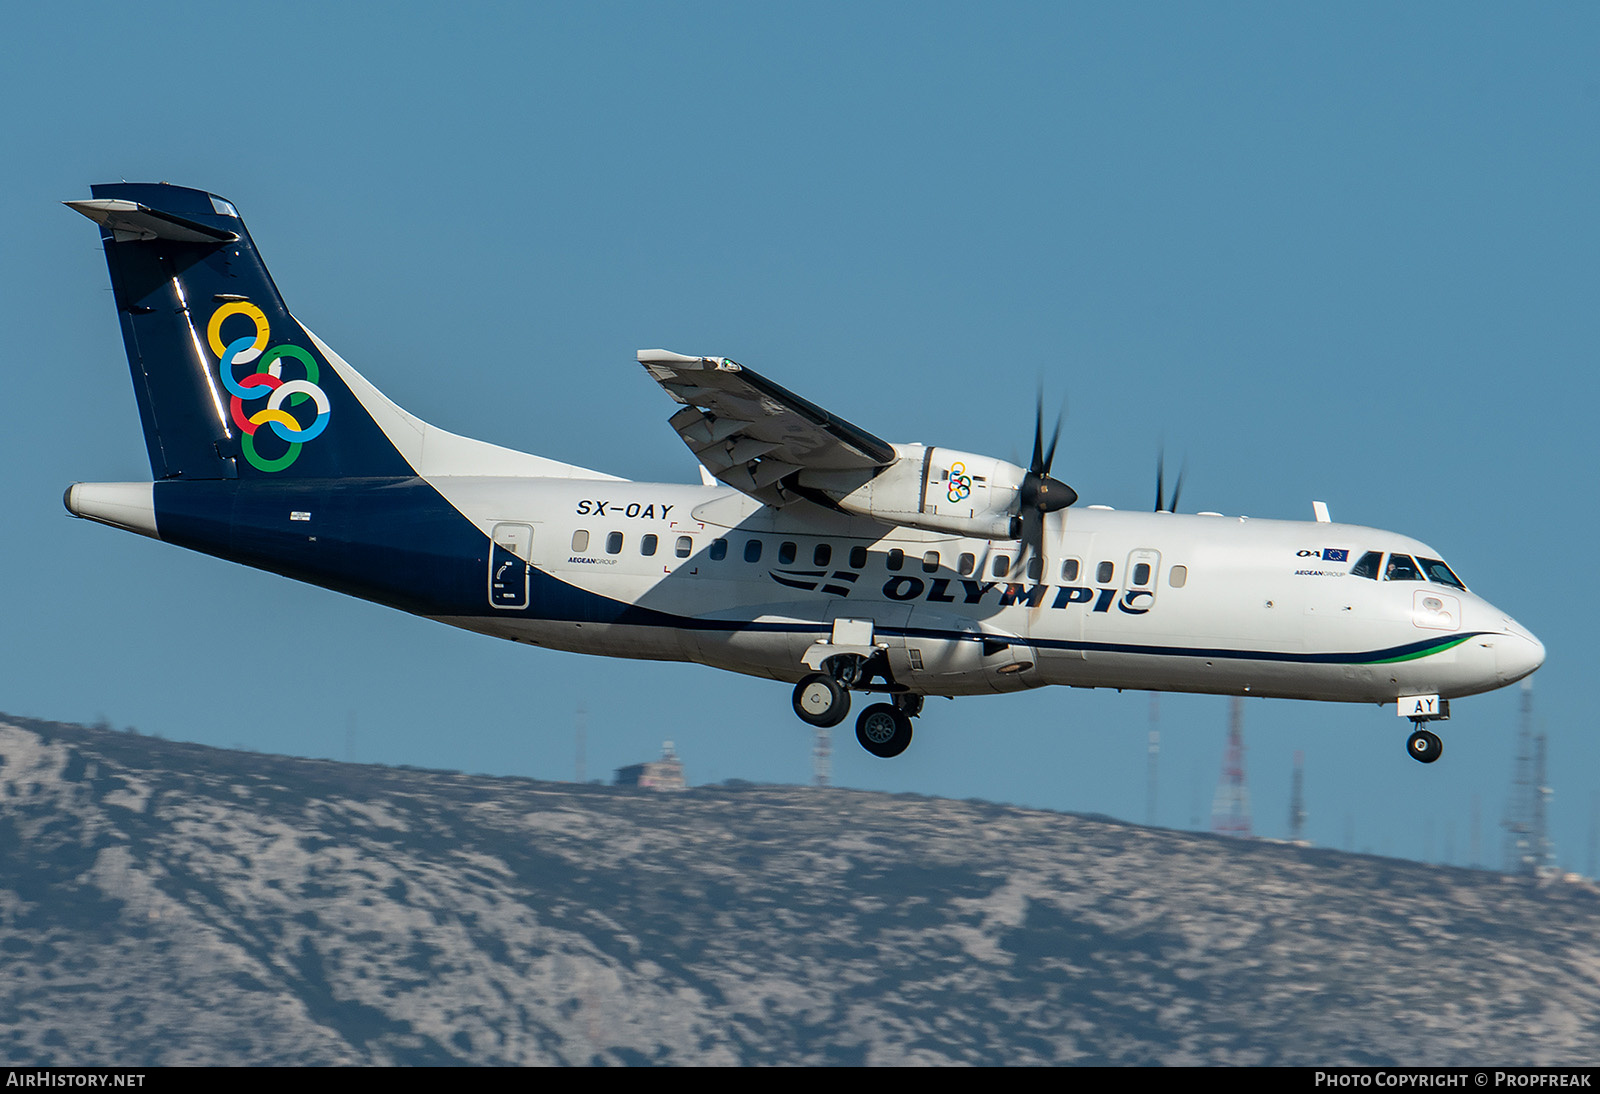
791 654 923 759
855 704 913 758
792 674 851 728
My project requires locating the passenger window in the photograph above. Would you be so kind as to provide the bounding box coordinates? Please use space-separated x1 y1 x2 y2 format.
849 545 868 569
814 544 832 567
606 531 623 554
1061 558 1080 582
779 541 797 565
744 539 763 563
1350 550 1382 580
922 551 940 573
1133 562 1151 586
675 536 693 558
641 534 658 557
1169 565 1187 589
1385 554 1422 581
958 552 976 576
571 529 590 552
886 549 904 571
1026 556 1043 581
709 538 728 561
992 555 1011 578
1096 561 1114 583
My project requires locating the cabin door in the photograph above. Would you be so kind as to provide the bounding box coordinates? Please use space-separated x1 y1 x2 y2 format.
488 522 536 610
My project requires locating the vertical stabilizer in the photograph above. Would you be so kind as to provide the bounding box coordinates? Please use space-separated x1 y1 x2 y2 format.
68 183 413 481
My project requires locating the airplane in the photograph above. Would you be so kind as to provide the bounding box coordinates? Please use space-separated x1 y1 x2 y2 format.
61 183 1545 764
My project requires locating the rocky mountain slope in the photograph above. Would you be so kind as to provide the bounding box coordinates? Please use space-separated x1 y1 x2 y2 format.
1 713 1596 1065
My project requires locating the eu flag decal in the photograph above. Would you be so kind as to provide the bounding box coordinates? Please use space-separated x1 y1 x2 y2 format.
1323 548 1349 562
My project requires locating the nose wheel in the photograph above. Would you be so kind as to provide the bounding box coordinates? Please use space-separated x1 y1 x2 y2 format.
1407 728 1443 764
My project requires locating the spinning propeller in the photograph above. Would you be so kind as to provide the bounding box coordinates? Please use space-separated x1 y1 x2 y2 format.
1154 450 1186 513
1013 394 1078 568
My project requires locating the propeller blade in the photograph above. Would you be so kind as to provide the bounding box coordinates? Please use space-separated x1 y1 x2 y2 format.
1169 462 1186 514
1154 449 1188 513
1021 506 1042 557
1028 388 1066 475
1019 388 1076 519
1041 404 1063 475
1030 394 1045 474
1013 507 1042 583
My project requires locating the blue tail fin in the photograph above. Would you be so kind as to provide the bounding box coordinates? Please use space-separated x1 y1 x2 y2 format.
69 183 413 480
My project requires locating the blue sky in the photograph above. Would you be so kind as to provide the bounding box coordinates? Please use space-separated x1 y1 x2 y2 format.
3 3 1595 869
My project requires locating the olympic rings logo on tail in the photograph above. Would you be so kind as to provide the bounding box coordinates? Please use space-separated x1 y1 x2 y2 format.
207 302 331 472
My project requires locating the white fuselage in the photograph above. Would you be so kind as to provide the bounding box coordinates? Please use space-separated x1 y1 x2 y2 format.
427 475 1544 706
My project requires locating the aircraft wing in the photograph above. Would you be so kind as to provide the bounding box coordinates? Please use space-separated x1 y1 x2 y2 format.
638 350 896 505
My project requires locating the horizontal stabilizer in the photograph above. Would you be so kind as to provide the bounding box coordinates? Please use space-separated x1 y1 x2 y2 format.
64 198 239 244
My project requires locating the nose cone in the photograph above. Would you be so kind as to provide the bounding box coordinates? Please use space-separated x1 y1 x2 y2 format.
1494 622 1545 685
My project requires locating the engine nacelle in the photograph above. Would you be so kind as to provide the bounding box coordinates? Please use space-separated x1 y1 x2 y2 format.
799 445 1027 540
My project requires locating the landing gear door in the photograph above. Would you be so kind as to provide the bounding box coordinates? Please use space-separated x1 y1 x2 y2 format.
804 601 913 676
489 522 535 610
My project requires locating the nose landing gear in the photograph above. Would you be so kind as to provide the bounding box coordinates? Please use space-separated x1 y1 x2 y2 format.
1407 727 1444 764
1401 696 1450 764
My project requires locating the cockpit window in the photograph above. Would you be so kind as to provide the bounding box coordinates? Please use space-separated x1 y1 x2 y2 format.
1350 550 1382 580
1384 553 1422 581
1418 557 1466 590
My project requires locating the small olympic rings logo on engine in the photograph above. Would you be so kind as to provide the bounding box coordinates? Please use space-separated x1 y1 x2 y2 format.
947 461 973 504
207 302 331 473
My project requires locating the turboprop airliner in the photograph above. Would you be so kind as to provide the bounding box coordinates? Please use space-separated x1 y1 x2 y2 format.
62 183 1544 763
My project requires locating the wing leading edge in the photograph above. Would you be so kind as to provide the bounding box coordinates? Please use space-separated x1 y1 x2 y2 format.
638 350 896 506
